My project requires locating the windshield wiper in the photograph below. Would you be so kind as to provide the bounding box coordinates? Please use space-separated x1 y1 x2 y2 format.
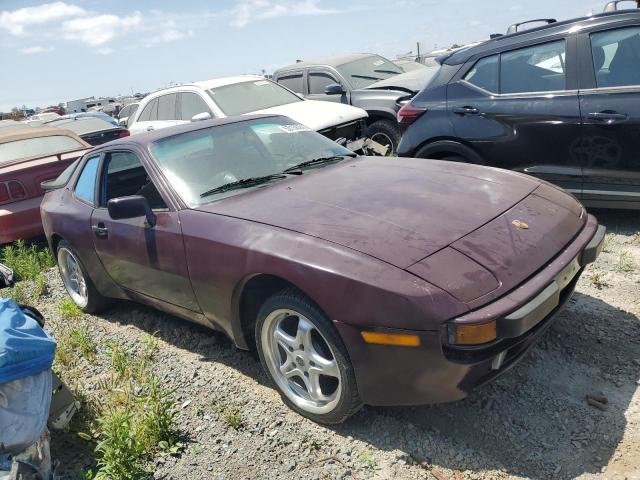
200 174 287 198
374 69 401 75
282 155 355 174
350 74 382 81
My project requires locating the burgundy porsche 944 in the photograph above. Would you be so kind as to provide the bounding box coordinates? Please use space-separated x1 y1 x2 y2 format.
40 114 605 423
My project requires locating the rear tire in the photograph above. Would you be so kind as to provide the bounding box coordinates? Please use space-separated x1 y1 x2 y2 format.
255 288 362 424
367 119 400 154
57 240 111 314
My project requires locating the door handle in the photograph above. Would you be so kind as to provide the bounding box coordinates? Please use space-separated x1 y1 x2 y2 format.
587 111 628 124
92 224 108 239
146 125 155 131
453 106 480 115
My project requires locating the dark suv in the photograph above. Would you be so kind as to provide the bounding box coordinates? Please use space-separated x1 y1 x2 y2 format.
397 10 640 209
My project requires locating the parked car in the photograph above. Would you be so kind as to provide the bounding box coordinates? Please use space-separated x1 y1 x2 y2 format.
127 75 370 152
397 9 640 209
46 112 119 127
46 117 129 146
0 127 90 244
117 102 139 128
24 112 60 126
41 114 604 423
273 54 437 152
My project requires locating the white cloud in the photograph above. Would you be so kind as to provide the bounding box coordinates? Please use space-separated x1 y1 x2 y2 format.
230 0 338 28
0 1 86 35
19 45 55 54
62 11 142 46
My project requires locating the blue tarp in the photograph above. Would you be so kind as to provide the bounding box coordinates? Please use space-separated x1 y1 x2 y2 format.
0 299 56 384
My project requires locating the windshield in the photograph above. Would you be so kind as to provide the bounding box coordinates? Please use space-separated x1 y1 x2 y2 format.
337 55 404 89
149 117 353 206
207 80 302 116
0 135 85 165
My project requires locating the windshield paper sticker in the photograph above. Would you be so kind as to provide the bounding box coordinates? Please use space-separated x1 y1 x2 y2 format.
279 124 311 133
254 80 270 86
372 59 384 66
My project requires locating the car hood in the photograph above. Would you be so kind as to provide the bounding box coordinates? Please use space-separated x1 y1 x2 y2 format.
365 68 437 93
197 157 551 269
250 100 368 131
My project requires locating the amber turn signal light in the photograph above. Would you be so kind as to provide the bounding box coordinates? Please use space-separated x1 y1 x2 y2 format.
361 331 421 347
449 321 497 345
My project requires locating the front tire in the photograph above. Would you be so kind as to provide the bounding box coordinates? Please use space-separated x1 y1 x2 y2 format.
57 240 110 314
367 119 400 154
255 288 362 424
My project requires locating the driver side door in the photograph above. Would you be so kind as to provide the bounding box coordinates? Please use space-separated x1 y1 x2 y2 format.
90 149 200 311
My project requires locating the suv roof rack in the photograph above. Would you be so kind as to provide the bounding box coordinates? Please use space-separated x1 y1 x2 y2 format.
506 18 557 35
604 0 640 11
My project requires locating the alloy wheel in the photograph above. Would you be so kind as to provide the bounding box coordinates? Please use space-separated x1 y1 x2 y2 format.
58 247 88 308
261 309 342 415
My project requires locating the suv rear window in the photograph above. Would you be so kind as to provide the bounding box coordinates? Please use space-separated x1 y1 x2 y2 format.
590 26 640 88
0 135 85 165
500 40 566 94
464 55 499 92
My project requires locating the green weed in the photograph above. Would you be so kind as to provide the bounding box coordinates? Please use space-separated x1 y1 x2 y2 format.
358 450 376 469
0 240 53 281
58 298 82 320
614 251 636 272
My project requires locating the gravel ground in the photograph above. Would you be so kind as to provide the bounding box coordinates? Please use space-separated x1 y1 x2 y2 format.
26 210 640 480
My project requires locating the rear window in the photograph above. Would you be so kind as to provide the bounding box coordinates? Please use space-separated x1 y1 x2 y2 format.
207 80 302 116
277 73 304 94
49 118 115 135
0 135 85 165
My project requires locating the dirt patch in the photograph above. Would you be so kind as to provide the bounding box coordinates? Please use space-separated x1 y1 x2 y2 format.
24 210 640 479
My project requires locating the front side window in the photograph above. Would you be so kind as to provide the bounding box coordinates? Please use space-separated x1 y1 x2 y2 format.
74 156 100 204
500 40 566 94
463 55 499 92
179 92 211 121
308 72 339 94
278 73 304 93
149 117 352 206
101 151 166 210
0 135 85 165
207 80 302 116
591 26 640 88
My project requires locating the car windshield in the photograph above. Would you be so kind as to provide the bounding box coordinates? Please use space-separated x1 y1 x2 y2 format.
149 116 353 206
336 55 404 89
0 135 85 165
207 80 302 116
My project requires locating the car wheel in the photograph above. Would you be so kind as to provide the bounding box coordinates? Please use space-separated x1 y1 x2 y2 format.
57 240 110 313
256 288 362 424
442 154 469 163
367 119 400 154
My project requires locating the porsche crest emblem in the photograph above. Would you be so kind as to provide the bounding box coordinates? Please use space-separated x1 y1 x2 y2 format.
512 219 529 230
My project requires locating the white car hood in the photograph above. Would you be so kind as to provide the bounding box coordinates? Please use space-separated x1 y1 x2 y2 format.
250 100 367 131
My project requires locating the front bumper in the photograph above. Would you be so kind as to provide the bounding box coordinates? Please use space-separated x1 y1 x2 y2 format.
336 215 604 406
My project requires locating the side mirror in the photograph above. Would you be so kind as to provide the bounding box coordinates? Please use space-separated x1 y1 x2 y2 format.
107 195 156 227
324 83 345 95
191 112 212 122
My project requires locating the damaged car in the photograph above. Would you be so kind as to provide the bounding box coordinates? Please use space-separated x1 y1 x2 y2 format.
273 54 437 152
41 115 604 424
127 76 377 153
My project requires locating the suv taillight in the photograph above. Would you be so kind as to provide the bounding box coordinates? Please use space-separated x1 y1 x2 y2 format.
397 103 427 126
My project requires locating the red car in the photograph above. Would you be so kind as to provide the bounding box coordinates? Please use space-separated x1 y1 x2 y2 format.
0 128 90 244
41 115 604 423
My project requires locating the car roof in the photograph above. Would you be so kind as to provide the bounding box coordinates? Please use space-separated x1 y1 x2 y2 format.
275 53 382 72
46 117 117 134
0 126 90 146
143 75 267 99
95 114 282 149
444 10 640 65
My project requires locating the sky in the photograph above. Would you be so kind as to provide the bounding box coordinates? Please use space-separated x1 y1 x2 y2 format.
0 0 609 112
